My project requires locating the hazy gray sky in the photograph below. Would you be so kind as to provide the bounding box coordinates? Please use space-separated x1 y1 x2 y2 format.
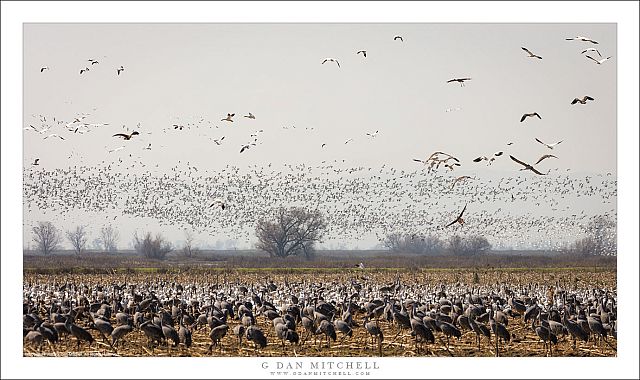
22 23 617 249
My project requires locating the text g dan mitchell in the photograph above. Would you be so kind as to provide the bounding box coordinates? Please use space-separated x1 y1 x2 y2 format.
262 360 380 371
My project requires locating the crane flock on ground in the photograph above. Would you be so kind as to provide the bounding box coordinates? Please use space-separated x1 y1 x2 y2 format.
22 271 617 357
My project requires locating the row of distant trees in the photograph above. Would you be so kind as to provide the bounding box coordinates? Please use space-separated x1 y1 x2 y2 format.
31 222 120 255
383 232 491 256
29 209 617 259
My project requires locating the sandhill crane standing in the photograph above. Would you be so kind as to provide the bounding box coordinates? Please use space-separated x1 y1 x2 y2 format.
65 316 95 350
468 316 491 350
532 317 558 356
489 309 510 357
363 317 384 356
562 307 589 349
246 325 268 352
208 324 229 353
521 47 542 59
111 324 133 347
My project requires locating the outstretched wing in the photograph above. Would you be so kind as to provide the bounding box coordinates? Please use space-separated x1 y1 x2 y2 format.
112 133 129 138
520 114 528 122
535 154 557 165
535 138 546 146
457 204 467 220
585 96 594 101
521 47 533 55
530 167 547 175
510 155 529 168
585 55 599 64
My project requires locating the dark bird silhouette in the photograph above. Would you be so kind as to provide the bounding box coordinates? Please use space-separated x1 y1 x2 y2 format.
117 66 125 75
447 77 471 86
112 131 140 140
357 50 367 57
571 96 595 105
446 204 467 227
393 35 403 42
520 112 541 122
509 155 548 175
521 47 542 59
535 154 558 165
40 66 49 72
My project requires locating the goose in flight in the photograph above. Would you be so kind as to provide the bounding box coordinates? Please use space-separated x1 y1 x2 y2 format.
108 146 125 153
321 143 327 148
80 67 90 74
393 35 403 42
240 144 251 153
40 66 49 72
357 50 367 57
44 133 65 140
173 124 184 130
586 55 612 65
509 155 548 175
535 154 558 165
113 131 140 140
32 158 40 166
446 77 471 86
535 138 563 150
244 113 256 119
143 143 151 150
210 198 226 210
450 175 471 190
117 66 125 75
221 113 235 122
344 138 354 144
88 59 99 65
521 47 542 59
571 96 594 105
446 204 467 227
213 136 225 145
322 58 340 68
473 151 503 165
581 48 602 57
566 36 598 44
366 131 379 138
520 112 541 122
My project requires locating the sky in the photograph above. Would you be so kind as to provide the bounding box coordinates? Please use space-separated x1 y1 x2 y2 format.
22 23 618 249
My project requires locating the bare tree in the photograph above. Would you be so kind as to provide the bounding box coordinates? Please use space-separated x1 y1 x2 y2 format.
383 232 404 251
66 225 88 255
181 230 199 258
255 207 326 259
448 235 491 256
384 232 444 255
133 231 173 260
100 225 120 252
32 221 62 255
447 235 465 256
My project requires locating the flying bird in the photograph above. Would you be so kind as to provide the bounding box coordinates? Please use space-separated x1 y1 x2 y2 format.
88 59 99 65
509 155 548 175
240 144 251 153
581 48 602 57
244 113 256 119
344 138 354 145
473 151 503 165
521 47 542 59
535 138 563 150
393 35 403 42
571 96 594 105
585 55 612 65
117 66 125 75
520 112 541 122
322 58 340 68
447 77 471 86
80 68 90 74
222 113 235 122
366 131 379 138
40 66 49 72
44 133 64 140
213 136 225 145
565 36 598 44
356 50 367 57
210 198 226 210
144 143 151 150
113 131 140 140
446 204 467 227
535 154 558 165
321 143 327 148
450 176 471 190
32 158 40 166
